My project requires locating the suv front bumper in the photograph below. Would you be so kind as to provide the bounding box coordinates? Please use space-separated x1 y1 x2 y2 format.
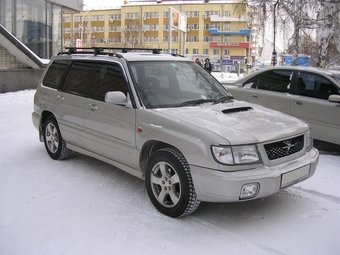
191 147 319 202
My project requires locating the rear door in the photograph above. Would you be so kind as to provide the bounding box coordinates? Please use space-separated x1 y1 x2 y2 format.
291 71 340 144
56 61 93 148
244 69 294 115
83 62 137 169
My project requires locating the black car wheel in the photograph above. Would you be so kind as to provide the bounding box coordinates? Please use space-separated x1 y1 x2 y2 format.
43 116 72 160
145 148 200 218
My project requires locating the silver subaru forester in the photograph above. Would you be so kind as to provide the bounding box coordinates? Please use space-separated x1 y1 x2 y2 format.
32 48 319 217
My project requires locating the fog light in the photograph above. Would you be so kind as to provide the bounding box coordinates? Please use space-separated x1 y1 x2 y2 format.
240 183 259 200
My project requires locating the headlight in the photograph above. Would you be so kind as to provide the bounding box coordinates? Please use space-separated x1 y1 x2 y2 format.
306 128 313 150
211 145 261 165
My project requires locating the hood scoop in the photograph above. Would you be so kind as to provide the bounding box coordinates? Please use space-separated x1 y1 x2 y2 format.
222 106 253 114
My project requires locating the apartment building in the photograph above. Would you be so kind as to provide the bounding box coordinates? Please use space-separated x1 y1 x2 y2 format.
63 1 258 71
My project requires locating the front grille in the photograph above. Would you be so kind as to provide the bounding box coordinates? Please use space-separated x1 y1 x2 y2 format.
264 135 304 160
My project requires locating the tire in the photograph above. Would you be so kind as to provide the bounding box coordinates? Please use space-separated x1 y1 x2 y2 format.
43 116 72 160
145 148 200 218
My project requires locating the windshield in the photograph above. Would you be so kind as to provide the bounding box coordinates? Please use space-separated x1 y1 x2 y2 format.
129 60 233 108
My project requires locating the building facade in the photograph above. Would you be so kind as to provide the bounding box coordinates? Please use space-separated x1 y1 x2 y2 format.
63 1 258 72
0 0 82 92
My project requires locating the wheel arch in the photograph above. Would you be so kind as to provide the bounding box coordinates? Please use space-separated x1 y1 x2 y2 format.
38 111 56 142
139 140 182 177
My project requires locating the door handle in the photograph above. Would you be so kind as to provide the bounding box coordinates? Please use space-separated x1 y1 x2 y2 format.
88 104 99 111
250 94 258 98
57 95 64 102
294 101 303 106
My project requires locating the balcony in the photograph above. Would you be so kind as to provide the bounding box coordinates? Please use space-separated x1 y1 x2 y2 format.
210 41 253 50
210 29 251 37
209 15 247 22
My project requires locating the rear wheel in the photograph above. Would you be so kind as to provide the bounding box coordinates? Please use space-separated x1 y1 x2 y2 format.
145 148 200 218
43 116 72 160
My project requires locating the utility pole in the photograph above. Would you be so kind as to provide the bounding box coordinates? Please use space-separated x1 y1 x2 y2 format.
272 1 278 66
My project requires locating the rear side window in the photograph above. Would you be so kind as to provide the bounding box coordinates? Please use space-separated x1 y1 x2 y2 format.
297 72 340 100
256 70 292 93
61 61 95 97
42 60 70 89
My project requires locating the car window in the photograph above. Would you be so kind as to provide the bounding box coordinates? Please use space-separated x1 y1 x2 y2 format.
243 76 258 88
255 70 292 93
60 61 94 97
90 63 128 101
42 60 70 89
297 72 340 100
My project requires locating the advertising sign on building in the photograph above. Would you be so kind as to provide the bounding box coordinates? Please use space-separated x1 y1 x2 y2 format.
170 7 187 33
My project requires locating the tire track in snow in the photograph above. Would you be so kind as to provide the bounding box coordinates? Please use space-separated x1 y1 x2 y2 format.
276 186 340 206
124 185 287 255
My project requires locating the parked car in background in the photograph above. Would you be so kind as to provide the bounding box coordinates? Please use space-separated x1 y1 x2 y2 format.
223 66 340 146
32 49 319 218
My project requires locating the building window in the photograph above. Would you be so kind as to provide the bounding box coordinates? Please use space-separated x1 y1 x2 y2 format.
98 15 105 21
224 36 230 43
151 12 159 18
64 17 71 23
144 12 150 19
116 26 121 32
144 24 151 31
163 11 169 18
212 36 219 42
116 14 121 20
203 24 210 30
109 26 115 32
151 24 158 30
224 23 231 31
224 11 231 17
172 37 178 42
152 36 158 43
203 36 210 42
144 37 150 43
192 24 199 30
186 36 190 42
164 24 169 30
171 49 178 54
192 36 199 42
163 36 168 42
211 24 220 29
64 28 70 34
109 14 115 21
203 49 209 54
192 11 199 18
74 16 81 22
91 15 97 21
213 49 219 55
224 49 230 55
193 49 199 54
185 12 191 18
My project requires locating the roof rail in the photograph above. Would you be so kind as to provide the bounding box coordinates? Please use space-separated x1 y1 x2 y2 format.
63 47 162 55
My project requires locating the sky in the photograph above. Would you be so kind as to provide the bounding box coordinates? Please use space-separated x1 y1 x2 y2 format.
83 0 125 9
1 89 340 255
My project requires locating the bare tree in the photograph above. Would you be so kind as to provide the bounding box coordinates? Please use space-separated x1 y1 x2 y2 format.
245 0 340 67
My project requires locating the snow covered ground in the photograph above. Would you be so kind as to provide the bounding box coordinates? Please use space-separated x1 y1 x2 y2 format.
1 89 340 255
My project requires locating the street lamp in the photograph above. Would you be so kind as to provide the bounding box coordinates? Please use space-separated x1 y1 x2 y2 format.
272 1 279 66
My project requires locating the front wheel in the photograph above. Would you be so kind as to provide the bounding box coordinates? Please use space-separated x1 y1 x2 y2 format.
43 116 72 160
145 148 200 218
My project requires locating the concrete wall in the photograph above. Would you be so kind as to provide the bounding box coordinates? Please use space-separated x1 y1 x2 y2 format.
0 69 44 93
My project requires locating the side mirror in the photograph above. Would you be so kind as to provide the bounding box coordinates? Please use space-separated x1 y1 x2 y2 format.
328 95 340 103
105 91 131 107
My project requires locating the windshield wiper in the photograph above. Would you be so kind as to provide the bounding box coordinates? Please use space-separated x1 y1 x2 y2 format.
177 99 216 107
212 96 234 104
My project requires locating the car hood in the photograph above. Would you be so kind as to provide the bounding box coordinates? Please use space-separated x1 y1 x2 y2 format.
155 101 307 145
